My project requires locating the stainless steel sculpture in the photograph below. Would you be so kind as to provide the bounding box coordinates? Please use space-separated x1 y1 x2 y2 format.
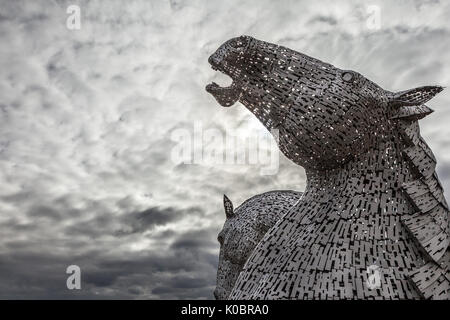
215 191 302 299
207 36 449 299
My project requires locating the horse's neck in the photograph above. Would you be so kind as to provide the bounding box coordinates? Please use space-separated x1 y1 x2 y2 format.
302 136 415 215
299 126 448 264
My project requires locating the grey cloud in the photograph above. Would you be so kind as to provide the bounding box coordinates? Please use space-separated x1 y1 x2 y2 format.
27 205 61 220
308 15 338 26
170 228 219 251
116 206 205 236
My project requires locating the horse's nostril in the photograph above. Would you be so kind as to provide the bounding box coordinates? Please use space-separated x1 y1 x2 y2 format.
213 289 219 300
208 54 221 69
208 55 215 65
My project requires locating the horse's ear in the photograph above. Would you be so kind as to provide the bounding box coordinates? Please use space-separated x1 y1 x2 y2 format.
223 194 234 219
389 86 443 107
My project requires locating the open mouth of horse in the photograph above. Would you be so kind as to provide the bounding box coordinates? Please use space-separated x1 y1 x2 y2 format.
205 60 243 107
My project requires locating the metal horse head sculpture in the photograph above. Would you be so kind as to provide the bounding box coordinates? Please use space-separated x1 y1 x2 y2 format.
207 36 449 299
215 191 302 300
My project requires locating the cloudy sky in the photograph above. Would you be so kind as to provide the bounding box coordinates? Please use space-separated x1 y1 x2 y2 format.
0 0 449 299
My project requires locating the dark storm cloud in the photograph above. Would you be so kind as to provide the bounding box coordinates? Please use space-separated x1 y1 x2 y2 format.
170 228 218 251
115 205 206 236
132 207 180 227
27 205 62 220
0 224 219 299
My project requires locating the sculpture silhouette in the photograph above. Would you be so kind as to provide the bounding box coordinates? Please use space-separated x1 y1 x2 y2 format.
215 191 302 299
207 36 449 299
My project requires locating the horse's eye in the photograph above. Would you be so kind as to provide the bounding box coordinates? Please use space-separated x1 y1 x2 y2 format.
342 72 354 82
230 37 247 49
230 41 241 48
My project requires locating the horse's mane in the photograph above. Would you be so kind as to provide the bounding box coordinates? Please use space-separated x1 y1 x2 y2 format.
394 105 449 298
